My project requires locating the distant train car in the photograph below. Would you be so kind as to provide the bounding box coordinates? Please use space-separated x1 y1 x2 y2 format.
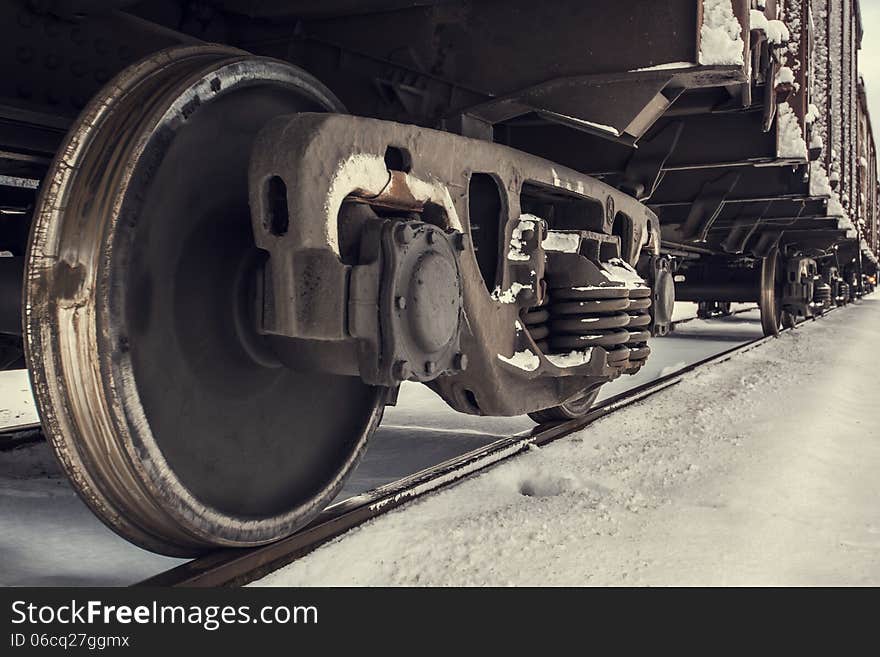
0 0 876 554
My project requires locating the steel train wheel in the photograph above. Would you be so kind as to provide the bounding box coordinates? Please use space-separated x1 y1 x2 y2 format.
759 248 785 337
24 46 385 556
528 387 601 424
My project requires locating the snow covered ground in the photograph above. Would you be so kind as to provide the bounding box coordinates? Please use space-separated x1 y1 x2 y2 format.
256 298 880 586
5 301 873 586
0 306 762 586
0 370 38 429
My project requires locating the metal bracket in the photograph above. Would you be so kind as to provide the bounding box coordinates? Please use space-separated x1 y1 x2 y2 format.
620 120 684 200
680 171 741 242
721 218 761 254
751 230 783 258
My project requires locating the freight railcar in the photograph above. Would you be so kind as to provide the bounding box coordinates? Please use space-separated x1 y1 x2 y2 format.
0 0 876 554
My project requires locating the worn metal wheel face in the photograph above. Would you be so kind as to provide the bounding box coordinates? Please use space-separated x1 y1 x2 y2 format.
527 387 601 424
25 46 385 556
759 248 784 337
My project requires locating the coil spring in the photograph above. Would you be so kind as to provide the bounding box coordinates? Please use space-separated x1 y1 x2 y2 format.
527 284 651 368
522 303 550 353
837 282 849 304
625 286 652 367
813 281 832 305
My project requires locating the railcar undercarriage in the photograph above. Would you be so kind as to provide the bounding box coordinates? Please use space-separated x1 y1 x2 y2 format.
19 45 660 554
1 0 878 554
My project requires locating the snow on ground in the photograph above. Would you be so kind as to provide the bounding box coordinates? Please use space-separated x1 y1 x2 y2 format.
0 442 181 585
257 299 880 586
0 370 38 429
0 309 764 585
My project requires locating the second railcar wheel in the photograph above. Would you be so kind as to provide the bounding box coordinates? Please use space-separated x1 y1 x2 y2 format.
25 46 385 556
528 387 601 424
759 248 785 337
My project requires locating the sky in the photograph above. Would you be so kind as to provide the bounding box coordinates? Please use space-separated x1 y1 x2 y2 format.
860 2 880 124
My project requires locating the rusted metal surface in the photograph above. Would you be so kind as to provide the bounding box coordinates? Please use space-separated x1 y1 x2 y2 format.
348 170 427 212
249 112 658 417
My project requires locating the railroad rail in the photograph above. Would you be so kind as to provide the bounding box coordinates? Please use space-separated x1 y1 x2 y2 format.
138 307 809 588
668 306 756 329
0 422 43 451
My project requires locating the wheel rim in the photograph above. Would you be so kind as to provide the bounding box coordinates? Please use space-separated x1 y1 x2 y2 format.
759 248 784 337
557 387 601 419
25 46 384 555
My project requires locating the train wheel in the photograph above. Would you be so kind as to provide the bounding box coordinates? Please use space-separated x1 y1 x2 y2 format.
24 46 386 556
758 248 784 337
528 387 601 423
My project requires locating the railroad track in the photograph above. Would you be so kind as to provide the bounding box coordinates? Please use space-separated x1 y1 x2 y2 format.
668 305 756 329
0 422 43 451
137 309 806 588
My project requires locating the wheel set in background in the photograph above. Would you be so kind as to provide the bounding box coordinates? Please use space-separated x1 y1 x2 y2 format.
24 46 386 556
758 247 798 337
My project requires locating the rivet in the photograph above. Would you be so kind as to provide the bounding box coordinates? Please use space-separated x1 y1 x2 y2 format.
395 296 407 310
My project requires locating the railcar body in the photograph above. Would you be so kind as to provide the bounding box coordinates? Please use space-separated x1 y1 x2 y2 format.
0 0 876 554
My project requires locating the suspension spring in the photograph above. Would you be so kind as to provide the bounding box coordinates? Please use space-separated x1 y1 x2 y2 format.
546 285 632 366
625 286 652 367
813 280 832 306
522 303 550 353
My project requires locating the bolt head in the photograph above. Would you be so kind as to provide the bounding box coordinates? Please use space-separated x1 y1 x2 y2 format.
395 296 407 310
395 223 415 245
393 360 411 381
453 352 468 371
426 230 437 245
453 232 468 251
424 361 437 375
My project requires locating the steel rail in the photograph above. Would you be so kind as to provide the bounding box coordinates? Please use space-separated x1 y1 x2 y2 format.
137 308 810 588
0 422 43 451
